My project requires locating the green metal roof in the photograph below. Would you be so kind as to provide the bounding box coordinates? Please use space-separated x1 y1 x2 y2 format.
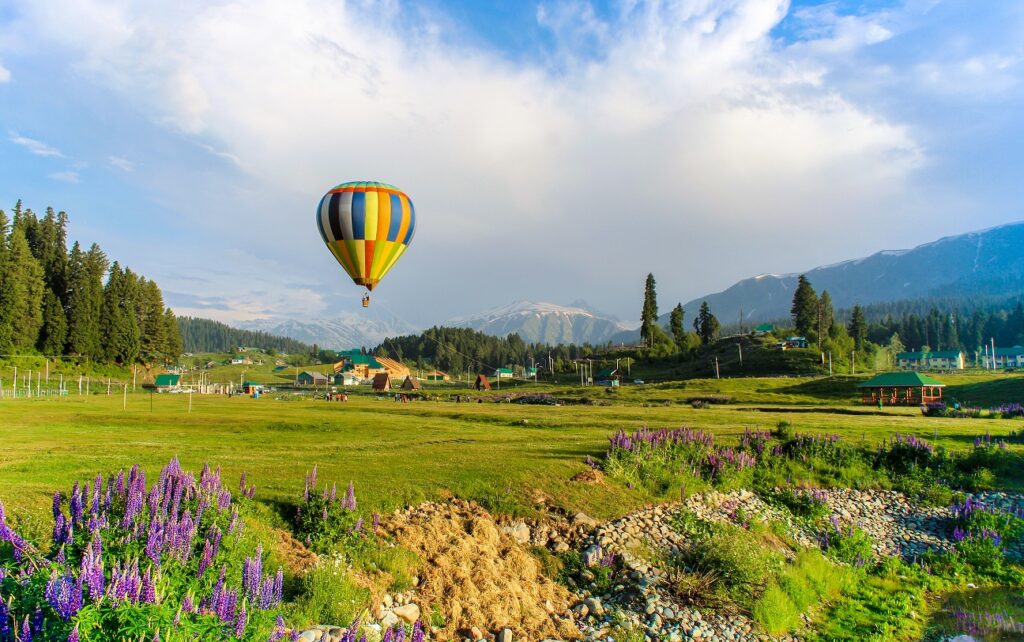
754 323 775 332
857 372 945 388
897 350 962 360
154 374 180 386
495 368 513 374
346 354 382 367
596 367 618 378
995 346 1024 357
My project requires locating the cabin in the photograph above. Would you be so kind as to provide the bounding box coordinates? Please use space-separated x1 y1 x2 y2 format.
401 376 422 391
781 336 809 350
596 367 621 386
333 373 360 386
296 371 328 386
857 372 945 406
754 323 776 336
493 367 514 379
897 350 965 371
475 374 491 391
153 374 181 392
230 356 253 366
425 370 449 382
986 346 1024 369
525 367 538 378
372 373 392 392
242 381 262 395
338 353 388 379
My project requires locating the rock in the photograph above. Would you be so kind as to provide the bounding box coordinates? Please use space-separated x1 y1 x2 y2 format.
393 603 420 624
503 521 531 545
380 612 400 629
296 632 319 642
497 628 513 642
573 512 598 528
382 594 394 608
584 596 604 616
470 626 484 640
582 544 602 566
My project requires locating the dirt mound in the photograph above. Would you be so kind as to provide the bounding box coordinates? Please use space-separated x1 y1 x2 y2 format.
386 500 581 640
273 528 318 574
570 469 604 485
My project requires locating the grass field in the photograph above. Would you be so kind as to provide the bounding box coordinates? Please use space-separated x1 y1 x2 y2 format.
2 374 1022 527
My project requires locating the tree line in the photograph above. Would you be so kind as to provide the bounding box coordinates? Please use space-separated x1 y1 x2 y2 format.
640 272 720 356
177 317 314 355
0 201 181 364
373 326 609 374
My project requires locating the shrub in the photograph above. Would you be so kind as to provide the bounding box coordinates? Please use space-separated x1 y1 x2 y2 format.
770 488 830 521
673 520 783 605
0 459 286 641
820 518 874 567
293 468 368 554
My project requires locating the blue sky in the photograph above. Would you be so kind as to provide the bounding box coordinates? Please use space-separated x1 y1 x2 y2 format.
1 0 1022 326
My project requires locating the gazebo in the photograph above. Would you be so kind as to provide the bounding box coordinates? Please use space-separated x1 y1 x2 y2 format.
857 372 945 406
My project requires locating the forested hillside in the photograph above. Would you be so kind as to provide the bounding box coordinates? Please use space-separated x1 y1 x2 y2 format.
0 200 181 364
177 317 313 354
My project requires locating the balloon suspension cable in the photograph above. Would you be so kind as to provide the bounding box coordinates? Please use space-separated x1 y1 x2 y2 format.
369 298 502 375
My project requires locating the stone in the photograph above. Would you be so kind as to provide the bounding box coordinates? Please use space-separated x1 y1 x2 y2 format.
583 596 604 616
296 632 319 642
382 594 394 608
470 626 485 640
380 612 400 629
393 603 420 624
503 521 531 545
573 512 598 528
497 628 514 642
582 544 602 567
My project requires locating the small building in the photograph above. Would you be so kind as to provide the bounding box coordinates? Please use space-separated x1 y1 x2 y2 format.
425 370 449 382
986 346 1024 369
333 373 360 386
596 367 621 386
525 367 538 378
753 323 776 335
897 350 965 371
296 371 329 386
782 336 809 350
493 367 514 379
372 373 392 392
338 353 388 379
153 374 181 392
475 374 491 391
230 356 253 366
401 376 422 391
242 381 262 394
857 372 945 406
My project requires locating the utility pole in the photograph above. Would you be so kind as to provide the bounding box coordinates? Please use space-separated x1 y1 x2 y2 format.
123 384 127 411
714 357 720 379
828 352 832 377
851 351 856 375
133 365 137 391
45 360 49 383
738 344 743 367
992 338 997 370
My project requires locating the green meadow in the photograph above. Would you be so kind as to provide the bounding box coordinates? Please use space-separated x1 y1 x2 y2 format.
2 372 1022 524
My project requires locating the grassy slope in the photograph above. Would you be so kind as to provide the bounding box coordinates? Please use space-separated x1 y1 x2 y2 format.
2 374 1021 523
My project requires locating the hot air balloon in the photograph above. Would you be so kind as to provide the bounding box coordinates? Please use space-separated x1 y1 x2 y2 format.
316 181 416 307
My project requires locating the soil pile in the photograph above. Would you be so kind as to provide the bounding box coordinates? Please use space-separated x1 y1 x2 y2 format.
387 500 581 640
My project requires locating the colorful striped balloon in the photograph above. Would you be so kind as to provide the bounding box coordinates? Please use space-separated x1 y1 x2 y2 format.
316 181 416 291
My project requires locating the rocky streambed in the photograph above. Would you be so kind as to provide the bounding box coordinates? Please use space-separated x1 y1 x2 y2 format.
293 490 1023 642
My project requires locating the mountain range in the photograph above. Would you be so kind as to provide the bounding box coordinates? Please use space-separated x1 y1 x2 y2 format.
230 221 1024 350
671 221 1024 327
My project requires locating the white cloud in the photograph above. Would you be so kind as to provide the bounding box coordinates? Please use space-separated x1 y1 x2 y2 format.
0 62 10 82
108 155 135 171
9 130 64 157
48 171 80 183
4 0 952 320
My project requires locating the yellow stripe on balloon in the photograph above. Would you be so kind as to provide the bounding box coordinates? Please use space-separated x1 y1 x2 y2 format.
332 240 356 278
363 191 378 243
378 243 409 281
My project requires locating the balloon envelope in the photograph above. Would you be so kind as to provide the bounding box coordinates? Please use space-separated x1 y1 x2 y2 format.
316 181 416 291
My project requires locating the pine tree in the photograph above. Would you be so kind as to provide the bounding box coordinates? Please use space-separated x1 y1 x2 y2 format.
669 303 686 351
136 278 169 361
100 262 141 364
791 275 818 338
819 290 835 340
38 288 68 355
163 308 183 359
640 273 659 347
0 225 46 350
693 301 720 345
848 305 867 351
0 209 10 352
65 242 107 358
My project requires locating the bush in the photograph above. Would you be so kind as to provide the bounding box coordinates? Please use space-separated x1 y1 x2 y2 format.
770 488 830 521
672 520 783 605
820 519 874 567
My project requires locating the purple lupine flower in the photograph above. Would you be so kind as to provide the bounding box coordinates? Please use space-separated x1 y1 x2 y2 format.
269 615 287 642
46 571 82 620
952 526 967 542
142 566 157 604
274 568 284 605
0 598 9 639
330 483 337 502
353 517 363 533
69 482 83 524
345 482 356 510
68 624 80 642
182 593 195 613
235 601 248 638
20 615 31 642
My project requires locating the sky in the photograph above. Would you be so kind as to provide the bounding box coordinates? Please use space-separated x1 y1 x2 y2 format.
1 0 1022 328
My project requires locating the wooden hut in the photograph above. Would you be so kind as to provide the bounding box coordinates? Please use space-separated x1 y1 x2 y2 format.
857 372 945 406
401 376 422 391
475 374 491 391
372 373 391 392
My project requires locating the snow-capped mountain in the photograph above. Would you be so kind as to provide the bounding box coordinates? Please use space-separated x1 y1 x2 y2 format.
239 312 418 351
671 221 1024 325
447 300 636 345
